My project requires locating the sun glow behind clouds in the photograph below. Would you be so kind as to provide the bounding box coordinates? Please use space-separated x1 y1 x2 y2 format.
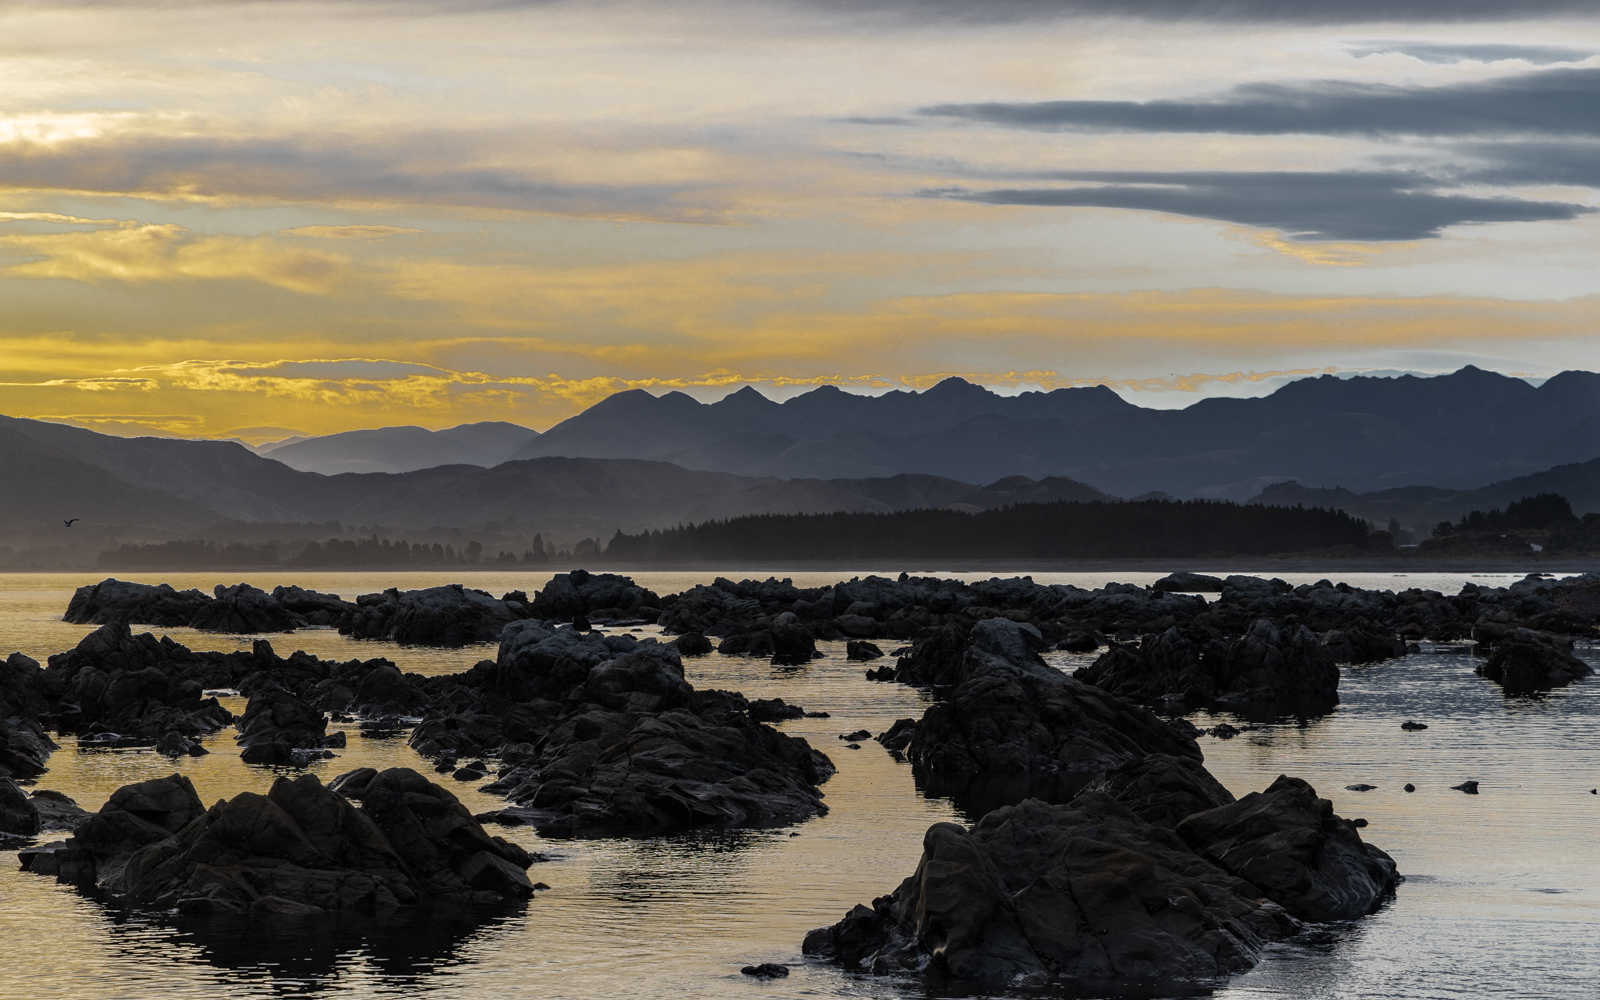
0 0 1597 437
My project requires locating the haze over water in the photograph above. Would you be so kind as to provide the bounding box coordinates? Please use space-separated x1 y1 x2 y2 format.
1 569 1596 999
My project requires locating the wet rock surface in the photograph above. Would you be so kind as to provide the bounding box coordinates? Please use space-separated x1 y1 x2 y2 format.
1475 628 1595 694
20 769 537 913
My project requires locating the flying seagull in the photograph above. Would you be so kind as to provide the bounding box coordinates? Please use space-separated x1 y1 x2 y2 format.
63 518 79 527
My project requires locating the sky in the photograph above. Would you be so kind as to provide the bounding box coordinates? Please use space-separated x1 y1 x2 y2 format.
1 0 1598 441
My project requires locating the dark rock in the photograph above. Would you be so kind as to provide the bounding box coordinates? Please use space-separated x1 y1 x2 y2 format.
43 623 236 739
845 743 861 749
528 570 660 622
840 729 871 741
1176 774 1399 922
30 789 91 832
1055 631 1100 653
1083 753 1235 829
1152 572 1226 593
876 719 916 753
154 731 207 757
804 711 831 718
1404 783 1415 792
740 963 789 978
906 620 1201 786
236 688 327 751
28 768 536 912
0 715 58 778
188 583 297 633
1076 620 1340 716
1210 723 1240 739
340 584 534 647
1401 721 1428 731
803 793 1299 981
846 640 884 661
63 579 212 628
1320 621 1407 665
351 664 430 717
670 632 713 656
0 776 40 835
1452 781 1480 794
1345 784 1377 792
747 698 805 722
1475 629 1594 694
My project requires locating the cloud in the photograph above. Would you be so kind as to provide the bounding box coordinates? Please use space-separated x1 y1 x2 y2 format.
923 172 1593 241
0 132 722 220
919 68 1600 138
280 225 427 240
785 0 1599 25
1348 42 1595 64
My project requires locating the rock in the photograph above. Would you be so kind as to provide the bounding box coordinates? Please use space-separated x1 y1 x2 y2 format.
0 776 40 835
876 719 916 753
1475 629 1594 694
740 963 789 978
1152 572 1226 593
1401 721 1428 731
834 614 877 639
270 585 358 626
671 632 713 656
1345 784 1377 791
1055 631 1100 653
1082 753 1235 829
188 583 298 633
351 664 430 717
29 769 537 912
1404 783 1415 792
30 789 91 832
840 729 872 741
1076 620 1340 716
1320 620 1407 665
62 579 212 628
528 570 660 622
236 688 327 751
1209 723 1241 739
803 793 1299 981
1176 775 1399 922
1452 780 1480 794
747 698 805 722
340 584 535 647
846 640 884 661
898 620 1202 808
0 716 58 778
154 731 207 757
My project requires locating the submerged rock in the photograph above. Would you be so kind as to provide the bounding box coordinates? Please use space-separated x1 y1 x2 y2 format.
24 769 536 913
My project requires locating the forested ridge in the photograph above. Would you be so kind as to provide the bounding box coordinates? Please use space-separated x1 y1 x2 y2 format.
603 499 1378 562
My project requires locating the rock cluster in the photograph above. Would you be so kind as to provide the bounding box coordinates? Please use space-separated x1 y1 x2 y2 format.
526 569 661 622
21 769 537 914
1074 619 1341 716
804 757 1396 983
338 584 538 646
65 579 355 633
1475 628 1595 695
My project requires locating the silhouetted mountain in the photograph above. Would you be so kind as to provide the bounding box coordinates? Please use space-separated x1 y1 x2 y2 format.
1249 456 1600 534
0 424 221 536
258 421 539 474
509 369 1600 497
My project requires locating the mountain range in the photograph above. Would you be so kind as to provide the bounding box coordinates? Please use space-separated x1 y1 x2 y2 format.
5 366 1600 554
255 422 540 475
508 367 1600 498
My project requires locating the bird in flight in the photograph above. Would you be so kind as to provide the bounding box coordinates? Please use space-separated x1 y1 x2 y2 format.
63 518 79 527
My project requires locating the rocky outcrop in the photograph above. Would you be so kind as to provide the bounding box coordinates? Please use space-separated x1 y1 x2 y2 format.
896 619 1200 783
802 792 1299 982
236 688 340 765
1152 572 1225 593
527 570 660 622
46 623 236 739
716 620 818 665
63 578 357 634
1475 629 1594 694
1320 620 1407 664
0 715 58 778
1075 619 1341 716
1083 753 1235 829
338 584 536 646
1176 775 1399 922
804 770 1395 984
0 776 38 835
21 769 537 913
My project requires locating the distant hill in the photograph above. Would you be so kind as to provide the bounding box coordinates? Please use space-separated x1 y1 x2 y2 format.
508 368 1600 497
1248 457 1600 534
258 421 539 474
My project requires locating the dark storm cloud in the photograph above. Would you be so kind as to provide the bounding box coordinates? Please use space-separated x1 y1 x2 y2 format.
919 68 1600 138
1348 42 1595 64
922 172 1593 241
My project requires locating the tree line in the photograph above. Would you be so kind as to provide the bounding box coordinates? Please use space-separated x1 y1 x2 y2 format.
602 498 1379 563
95 532 581 568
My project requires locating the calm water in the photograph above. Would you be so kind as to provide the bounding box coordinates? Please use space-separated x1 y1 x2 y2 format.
0 570 1596 999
